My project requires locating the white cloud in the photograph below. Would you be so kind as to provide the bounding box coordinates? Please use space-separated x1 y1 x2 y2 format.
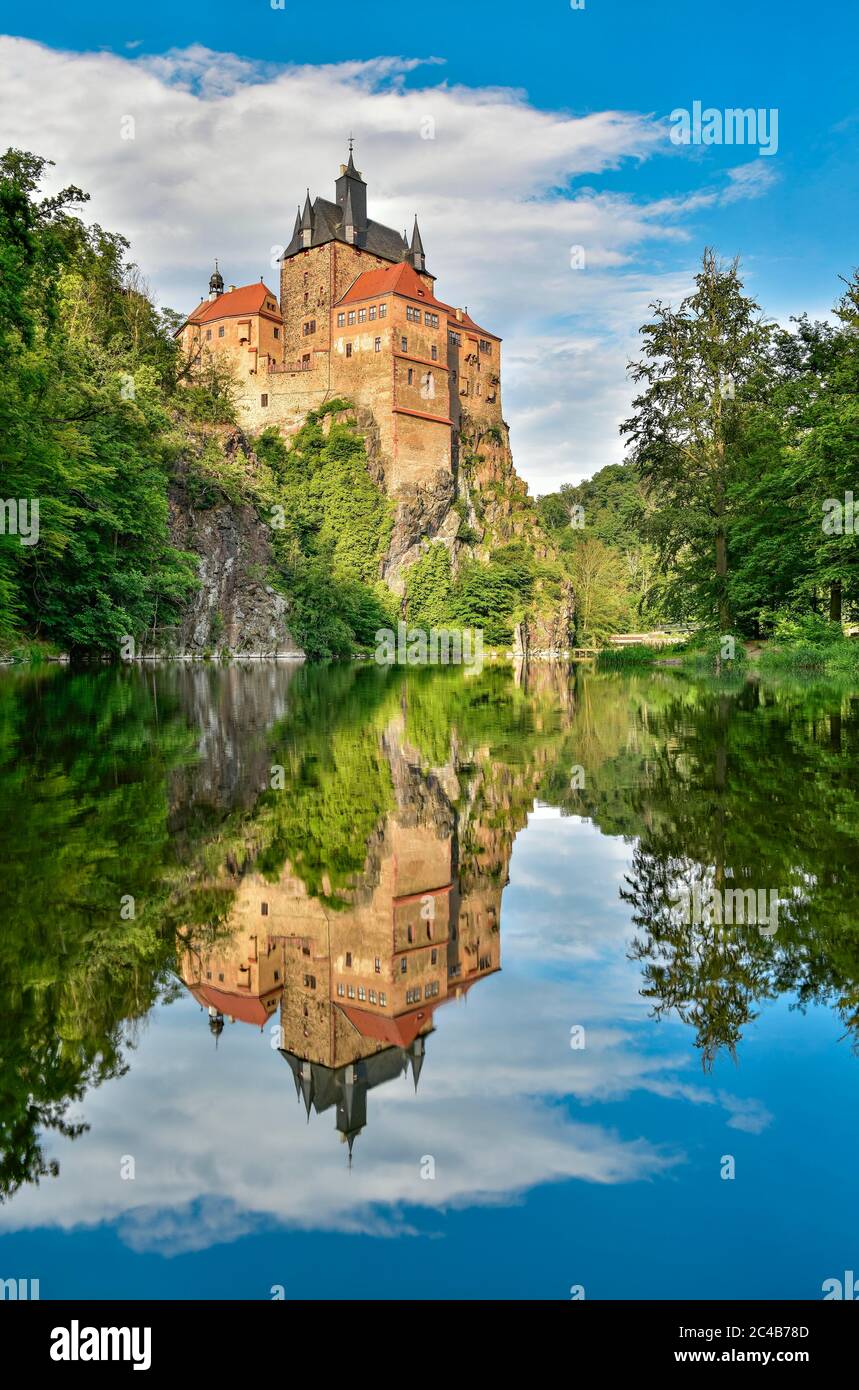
0 38 775 491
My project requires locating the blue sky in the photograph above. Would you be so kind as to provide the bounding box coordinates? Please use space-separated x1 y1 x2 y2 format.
0 0 856 489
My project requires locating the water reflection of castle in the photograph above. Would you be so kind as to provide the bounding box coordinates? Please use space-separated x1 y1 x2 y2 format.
180 738 502 1159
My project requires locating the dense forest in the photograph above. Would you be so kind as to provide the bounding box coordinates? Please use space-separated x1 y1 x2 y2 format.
537 251 859 666
2 150 858 664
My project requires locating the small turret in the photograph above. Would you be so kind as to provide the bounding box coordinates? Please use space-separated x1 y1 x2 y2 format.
406 216 426 273
208 259 224 301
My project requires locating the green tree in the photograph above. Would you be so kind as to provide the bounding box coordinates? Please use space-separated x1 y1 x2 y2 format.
622 249 775 631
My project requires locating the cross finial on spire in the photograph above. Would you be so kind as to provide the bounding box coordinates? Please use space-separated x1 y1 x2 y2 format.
348 131 354 155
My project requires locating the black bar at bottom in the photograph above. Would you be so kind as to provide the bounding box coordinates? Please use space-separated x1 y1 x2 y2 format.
2 1297 855 1374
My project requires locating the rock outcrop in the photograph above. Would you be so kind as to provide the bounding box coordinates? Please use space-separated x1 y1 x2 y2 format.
145 429 304 660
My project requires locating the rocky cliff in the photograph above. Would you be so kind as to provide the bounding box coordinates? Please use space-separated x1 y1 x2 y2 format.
158 407 572 659
144 429 304 660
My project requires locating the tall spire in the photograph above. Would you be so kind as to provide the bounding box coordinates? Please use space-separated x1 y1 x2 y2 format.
407 216 426 273
408 1036 425 1091
343 183 357 243
300 189 314 248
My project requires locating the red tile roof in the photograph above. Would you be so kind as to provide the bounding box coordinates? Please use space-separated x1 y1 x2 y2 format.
188 982 281 1028
340 1001 439 1049
182 282 280 329
336 262 499 340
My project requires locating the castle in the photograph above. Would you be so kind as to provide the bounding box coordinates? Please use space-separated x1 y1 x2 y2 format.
176 144 503 495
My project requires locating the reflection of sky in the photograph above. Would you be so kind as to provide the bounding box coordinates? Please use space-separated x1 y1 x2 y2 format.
2 812 858 1299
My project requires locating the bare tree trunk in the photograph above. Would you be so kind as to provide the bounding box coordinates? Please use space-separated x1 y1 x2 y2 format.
715 528 730 631
830 579 842 624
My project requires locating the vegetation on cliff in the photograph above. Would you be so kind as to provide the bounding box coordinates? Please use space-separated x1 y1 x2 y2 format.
0 150 199 656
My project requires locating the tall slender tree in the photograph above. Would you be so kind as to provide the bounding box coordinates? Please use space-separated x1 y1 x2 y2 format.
622 250 774 630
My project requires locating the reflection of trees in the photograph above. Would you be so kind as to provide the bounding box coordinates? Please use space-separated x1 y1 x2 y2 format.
622 848 778 1068
0 667 195 1200
577 674 859 1064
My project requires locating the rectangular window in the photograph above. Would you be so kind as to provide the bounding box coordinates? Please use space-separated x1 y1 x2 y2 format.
424 312 438 328
348 984 355 999
369 989 377 1004
337 312 345 326
400 958 407 974
374 336 381 352
261 901 269 916
218 326 225 338
378 303 387 319
273 327 280 339
401 336 407 352
274 970 280 982
345 952 352 967
260 394 269 407
303 320 316 335
479 339 492 354
407 923 414 942
302 353 310 367
304 974 316 989
358 308 366 322
431 948 438 965
407 368 414 385
347 310 356 325
369 305 376 320
337 983 345 997
358 986 366 1001
379 992 387 1006
345 342 352 358
374 957 381 973
448 330 460 346
431 345 438 361
206 328 212 340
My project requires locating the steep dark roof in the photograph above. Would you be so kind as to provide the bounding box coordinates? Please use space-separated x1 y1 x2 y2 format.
281 194 410 264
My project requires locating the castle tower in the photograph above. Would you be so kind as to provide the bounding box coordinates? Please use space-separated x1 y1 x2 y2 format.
334 141 367 242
